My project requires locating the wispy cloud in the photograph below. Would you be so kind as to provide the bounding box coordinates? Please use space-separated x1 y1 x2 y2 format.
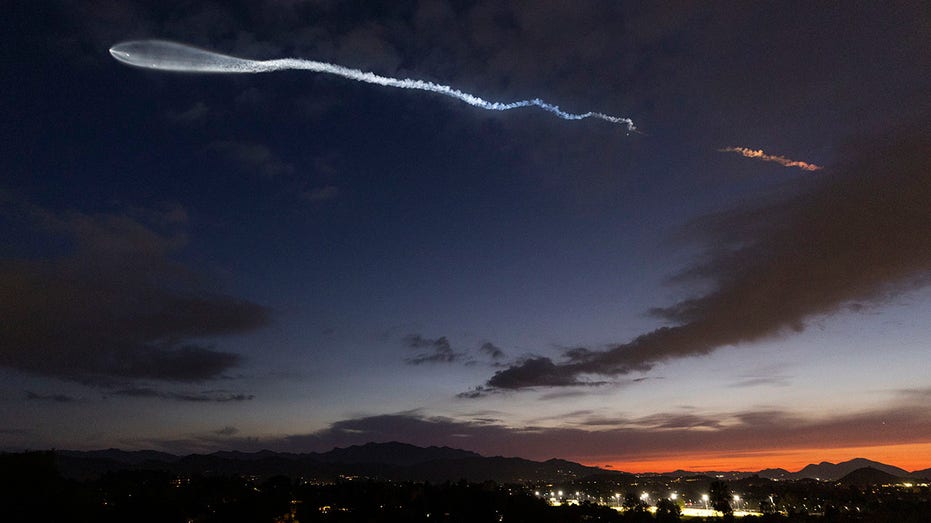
214 426 239 436
403 335 511 367
719 146 822 171
729 376 792 388
111 388 254 402
166 101 209 124
302 185 340 202
208 140 295 177
0 200 270 385
479 342 505 360
403 334 466 365
25 391 77 403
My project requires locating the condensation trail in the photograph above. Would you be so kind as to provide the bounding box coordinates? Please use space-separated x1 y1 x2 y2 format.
110 40 636 131
719 146 822 171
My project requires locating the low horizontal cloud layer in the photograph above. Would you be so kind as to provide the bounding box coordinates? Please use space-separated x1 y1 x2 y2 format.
0 203 270 385
25 391 77 403
282 399 931 465
403 335 507 366
111 388 255 403
484 126 931 390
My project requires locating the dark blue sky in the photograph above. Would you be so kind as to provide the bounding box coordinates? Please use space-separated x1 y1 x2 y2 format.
2 1 931 471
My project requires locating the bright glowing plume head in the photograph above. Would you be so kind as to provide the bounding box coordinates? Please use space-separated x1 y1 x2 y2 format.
109 40 257 73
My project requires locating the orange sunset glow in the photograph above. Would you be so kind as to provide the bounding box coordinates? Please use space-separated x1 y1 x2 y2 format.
585 442 931 474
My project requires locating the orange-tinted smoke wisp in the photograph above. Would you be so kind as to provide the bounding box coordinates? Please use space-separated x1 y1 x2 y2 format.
719 146 822 171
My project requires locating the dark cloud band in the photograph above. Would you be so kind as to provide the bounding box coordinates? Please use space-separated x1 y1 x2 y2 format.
0 204 270 384
484 126 931 390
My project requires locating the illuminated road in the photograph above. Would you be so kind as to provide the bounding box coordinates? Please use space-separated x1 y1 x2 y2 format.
680 507 762 517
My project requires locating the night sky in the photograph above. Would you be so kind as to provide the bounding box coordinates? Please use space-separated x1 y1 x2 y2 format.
3 1 931 472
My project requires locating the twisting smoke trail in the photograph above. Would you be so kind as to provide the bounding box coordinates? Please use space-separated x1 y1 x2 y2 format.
719 146 822 171
110 40 636 131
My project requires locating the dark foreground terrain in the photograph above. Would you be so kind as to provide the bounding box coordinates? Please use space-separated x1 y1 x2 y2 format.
1 451 929 522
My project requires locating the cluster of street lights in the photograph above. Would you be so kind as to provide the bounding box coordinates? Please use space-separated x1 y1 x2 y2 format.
538 488 747 513
535 489 587 506
694 493 742 512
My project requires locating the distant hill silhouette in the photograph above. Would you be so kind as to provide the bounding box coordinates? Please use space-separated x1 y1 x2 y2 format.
646 458 912 482
837 466 901 486
663 469 742 480
795 458 908 481
310 441 480 466
52 441 618 483
44 445 924 484
58 448 179 464
210 449 300 461
382 456 617 483
756 467 792 480
911 468 931 479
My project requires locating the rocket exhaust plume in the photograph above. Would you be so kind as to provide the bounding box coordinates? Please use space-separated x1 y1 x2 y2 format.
719 146 822 171
110 40 636 131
